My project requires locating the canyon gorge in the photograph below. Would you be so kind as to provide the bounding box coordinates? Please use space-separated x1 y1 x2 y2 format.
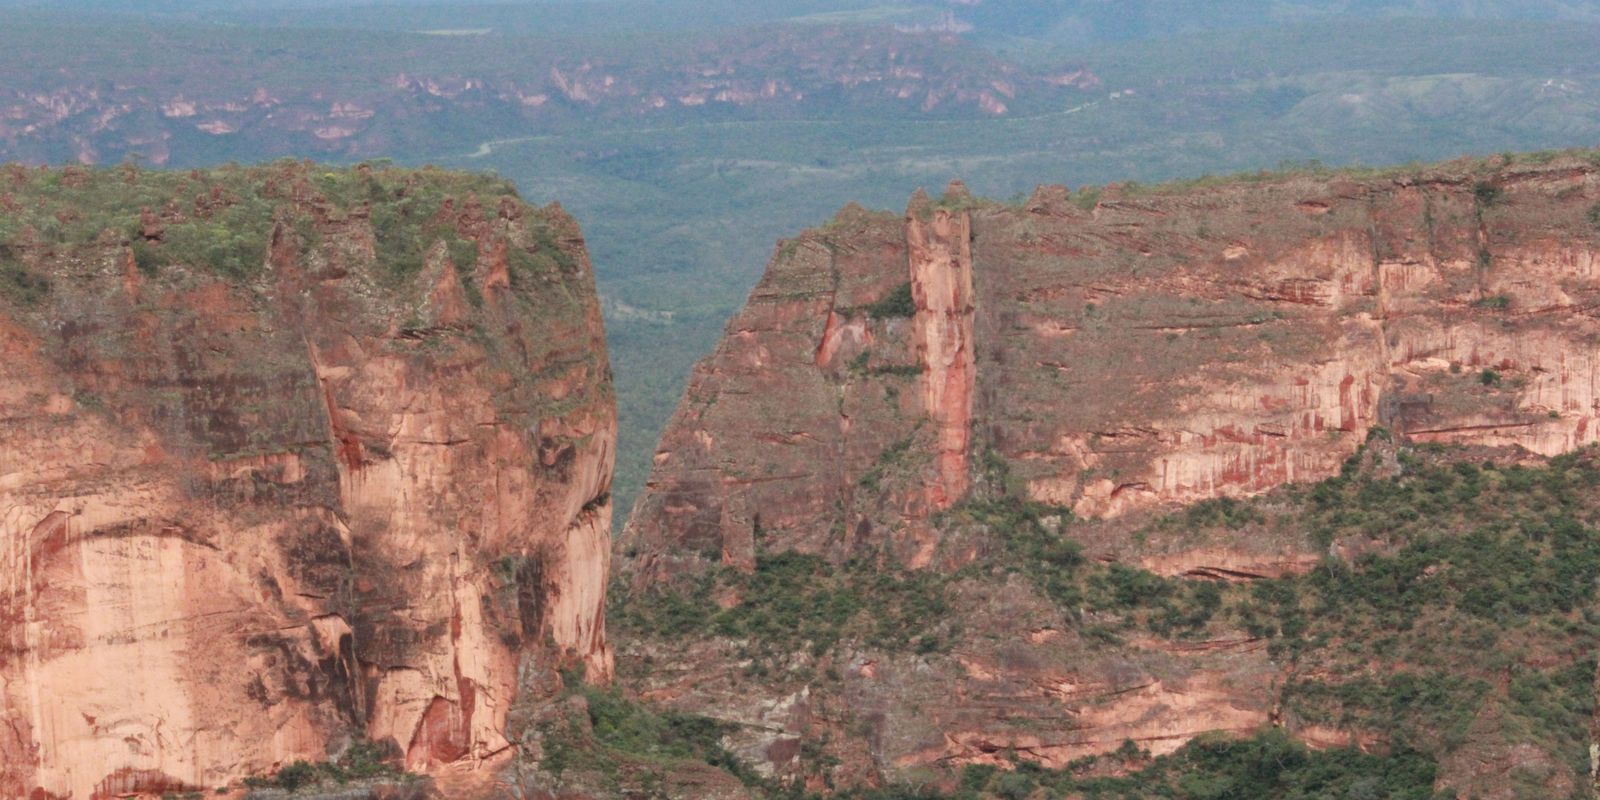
6 150 1600 798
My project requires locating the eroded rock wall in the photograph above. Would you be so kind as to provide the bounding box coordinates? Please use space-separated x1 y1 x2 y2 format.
612 154 1600 797
624 158 1600 572
0 164 614 798
907 190 976 514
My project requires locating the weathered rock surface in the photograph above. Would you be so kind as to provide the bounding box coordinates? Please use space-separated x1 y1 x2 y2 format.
616 152 1600 794
0 163 614 798
625 156 1600 572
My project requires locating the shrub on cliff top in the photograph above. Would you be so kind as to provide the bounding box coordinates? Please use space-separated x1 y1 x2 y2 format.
1473 180 1504 206
0 161 532 287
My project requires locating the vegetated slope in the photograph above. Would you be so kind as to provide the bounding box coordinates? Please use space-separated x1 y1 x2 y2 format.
0 161 614 798
610 150 1600 798
610 447 1597 799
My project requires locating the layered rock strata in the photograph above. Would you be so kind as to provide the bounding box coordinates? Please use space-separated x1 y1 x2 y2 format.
615 154 1600 793
0 163 614 798
625 158 1600 572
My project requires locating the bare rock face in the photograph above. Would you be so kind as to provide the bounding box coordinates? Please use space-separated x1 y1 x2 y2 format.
907 188 976 517
624 158 1600 572
0 163 614 797
614 154 1600 794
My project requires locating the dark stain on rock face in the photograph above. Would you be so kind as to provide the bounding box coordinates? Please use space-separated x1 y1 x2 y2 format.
316 628 361 724
240 628 359 724
663 482 725 560
516 556 545 640
245 674 271 707
255 570 284 605
280 521 353 599
766 737 802 767
93 768 194 800
539 436 576 481
244 633 323 702
346 549 418 665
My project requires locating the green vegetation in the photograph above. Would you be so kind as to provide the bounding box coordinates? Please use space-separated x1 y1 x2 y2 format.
1084 446 1599 783
0 161 527 297
960 446 1596 771
845 729 1443 800
621 440 1600 794
859 435 915 492
0 261 49 306
864 282 916 319
611 549 954 668
847 349 921 379
1261 449 1600 769
540 678 759 785
536 674 1438 800
240 738 412 793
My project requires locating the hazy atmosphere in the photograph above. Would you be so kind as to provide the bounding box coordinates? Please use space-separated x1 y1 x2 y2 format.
5 2 1600 798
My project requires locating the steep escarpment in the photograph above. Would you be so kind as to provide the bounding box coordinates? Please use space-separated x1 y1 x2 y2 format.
626 156 1600 570
0 163 614 798
614 152 1600 798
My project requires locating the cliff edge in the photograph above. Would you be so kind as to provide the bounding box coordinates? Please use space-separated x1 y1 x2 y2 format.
625 156 1600 573
0 162 615 797
613 152 1600 799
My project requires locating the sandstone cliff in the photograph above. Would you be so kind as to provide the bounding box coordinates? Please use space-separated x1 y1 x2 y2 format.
625 157 1600 572
614 152 1600 798
0 163 614 798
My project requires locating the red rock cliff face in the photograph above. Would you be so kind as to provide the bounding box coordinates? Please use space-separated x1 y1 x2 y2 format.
907 190 976 514
624 158 1600 569
0 164 614 798
612 155 1600 796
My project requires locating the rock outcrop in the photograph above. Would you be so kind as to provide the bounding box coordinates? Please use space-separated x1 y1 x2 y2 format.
0 163 614 797
907 188 976 515
625 156 1600 572
615 152 1600 795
